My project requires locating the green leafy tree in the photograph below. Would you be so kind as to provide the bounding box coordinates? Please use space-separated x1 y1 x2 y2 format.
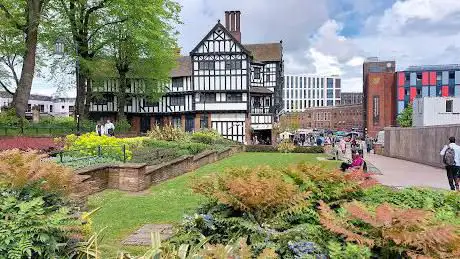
46 0 180 119
95 0 180 120
0 0 49 117
397 103 413 127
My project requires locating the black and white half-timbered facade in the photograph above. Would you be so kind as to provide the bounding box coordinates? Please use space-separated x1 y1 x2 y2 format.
89 11 284 144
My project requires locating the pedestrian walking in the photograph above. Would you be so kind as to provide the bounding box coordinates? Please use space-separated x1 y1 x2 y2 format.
105 120 115 136
440 136 460 191
365 137 372 154
95 122 105 136
339 138 346 155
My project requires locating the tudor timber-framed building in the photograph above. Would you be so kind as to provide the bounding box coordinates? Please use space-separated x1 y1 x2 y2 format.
88 11 284 144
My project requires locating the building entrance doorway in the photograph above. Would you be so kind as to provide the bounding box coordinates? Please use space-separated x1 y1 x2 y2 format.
252 129 272 145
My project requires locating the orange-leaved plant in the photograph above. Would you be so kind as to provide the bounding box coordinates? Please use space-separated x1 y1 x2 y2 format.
192 166 310 222
284 163 379 202
0 149 76 194
318 200 460 259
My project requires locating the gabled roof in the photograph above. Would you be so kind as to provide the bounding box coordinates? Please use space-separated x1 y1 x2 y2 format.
171 56 192 77
250 87 273 94
190 22 250 56
0 91 53 101
244 43 282 62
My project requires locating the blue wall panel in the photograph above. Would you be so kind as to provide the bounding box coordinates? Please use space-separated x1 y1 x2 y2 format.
422 87 429 97
398 101 405 114
442 71 449 85
429 86 436 96
410 72 417 86
456 85 460 97
455 71 460 85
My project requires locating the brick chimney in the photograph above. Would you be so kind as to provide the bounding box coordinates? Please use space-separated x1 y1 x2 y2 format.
225 11 241 42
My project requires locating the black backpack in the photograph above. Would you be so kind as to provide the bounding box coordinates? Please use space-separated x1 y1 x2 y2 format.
443 147 456 166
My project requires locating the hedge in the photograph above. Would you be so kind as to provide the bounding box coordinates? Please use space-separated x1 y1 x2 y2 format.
245 145 324 153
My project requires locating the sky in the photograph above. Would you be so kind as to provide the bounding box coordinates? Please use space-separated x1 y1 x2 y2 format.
29 0 460 96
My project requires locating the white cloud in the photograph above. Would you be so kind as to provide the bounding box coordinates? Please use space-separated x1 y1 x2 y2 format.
375 0 460 34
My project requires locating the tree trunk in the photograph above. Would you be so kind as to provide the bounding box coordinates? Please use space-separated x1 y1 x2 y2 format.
117 72 127 121
84 77 92 117
12 0 41 118
75 71 86 119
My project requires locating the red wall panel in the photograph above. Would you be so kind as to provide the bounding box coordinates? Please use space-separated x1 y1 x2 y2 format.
422 72 429 85
442 86 449 97
409 87 416 101
429 71 437 85
398 73 405 86
398 87 405 101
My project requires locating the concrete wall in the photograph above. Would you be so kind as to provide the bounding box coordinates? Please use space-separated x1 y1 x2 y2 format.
384 125 460 168
74 146 243 197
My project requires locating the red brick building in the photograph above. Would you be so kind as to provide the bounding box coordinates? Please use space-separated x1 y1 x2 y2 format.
365 72 397 137
280 104 363 131
363 58 397 138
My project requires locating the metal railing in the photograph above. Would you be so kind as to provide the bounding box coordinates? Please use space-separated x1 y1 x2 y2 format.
0 126 92 136
52 145 128 164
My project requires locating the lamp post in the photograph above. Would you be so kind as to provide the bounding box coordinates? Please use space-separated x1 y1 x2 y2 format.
76 114 81 134
55 38 80 134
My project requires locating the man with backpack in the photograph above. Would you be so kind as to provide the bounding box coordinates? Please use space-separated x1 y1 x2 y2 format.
440 136 460 191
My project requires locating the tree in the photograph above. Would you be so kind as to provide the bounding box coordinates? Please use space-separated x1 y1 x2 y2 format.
0 0 49 117
397 103 413 127
105 0 180 120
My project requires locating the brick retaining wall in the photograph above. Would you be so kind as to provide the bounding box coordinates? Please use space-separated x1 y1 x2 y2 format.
75 146 243 196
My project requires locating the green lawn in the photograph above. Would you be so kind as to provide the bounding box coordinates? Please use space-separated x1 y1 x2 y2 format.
87 152 338 257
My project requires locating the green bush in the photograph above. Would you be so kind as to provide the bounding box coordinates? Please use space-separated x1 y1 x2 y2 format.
0 108 29 127
277 140 296 153
144 139 209 156
55 156 119 169
191 129 222 144
62 133 146 161
0 187 79 258
293 146 324 153
147 125 188 141
245 145 277 152
115 118 131 133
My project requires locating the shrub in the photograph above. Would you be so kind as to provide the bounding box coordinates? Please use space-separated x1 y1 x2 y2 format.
0 150 84 258
319 200 460 258
147 125 187 141
0 188 80 259
277 139 296 153
285 164 378 202
115 118 132 133
0 107 29 127
0 137 59 152
294 146 324 153
55 156 119 169
143 139 208 155
245 145 277 152
192 166 310 222
61 133 146 161
191 129 222 144
0 149 76 193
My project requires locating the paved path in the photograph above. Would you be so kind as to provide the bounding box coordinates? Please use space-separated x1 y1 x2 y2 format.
363 153 449 190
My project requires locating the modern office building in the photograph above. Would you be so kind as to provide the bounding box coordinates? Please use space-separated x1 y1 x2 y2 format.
396 64 460 114
413 97 460 127
341 92 363 105
0 91 75 117
88 11 284 144
363 58 397 138
282 74 341 113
